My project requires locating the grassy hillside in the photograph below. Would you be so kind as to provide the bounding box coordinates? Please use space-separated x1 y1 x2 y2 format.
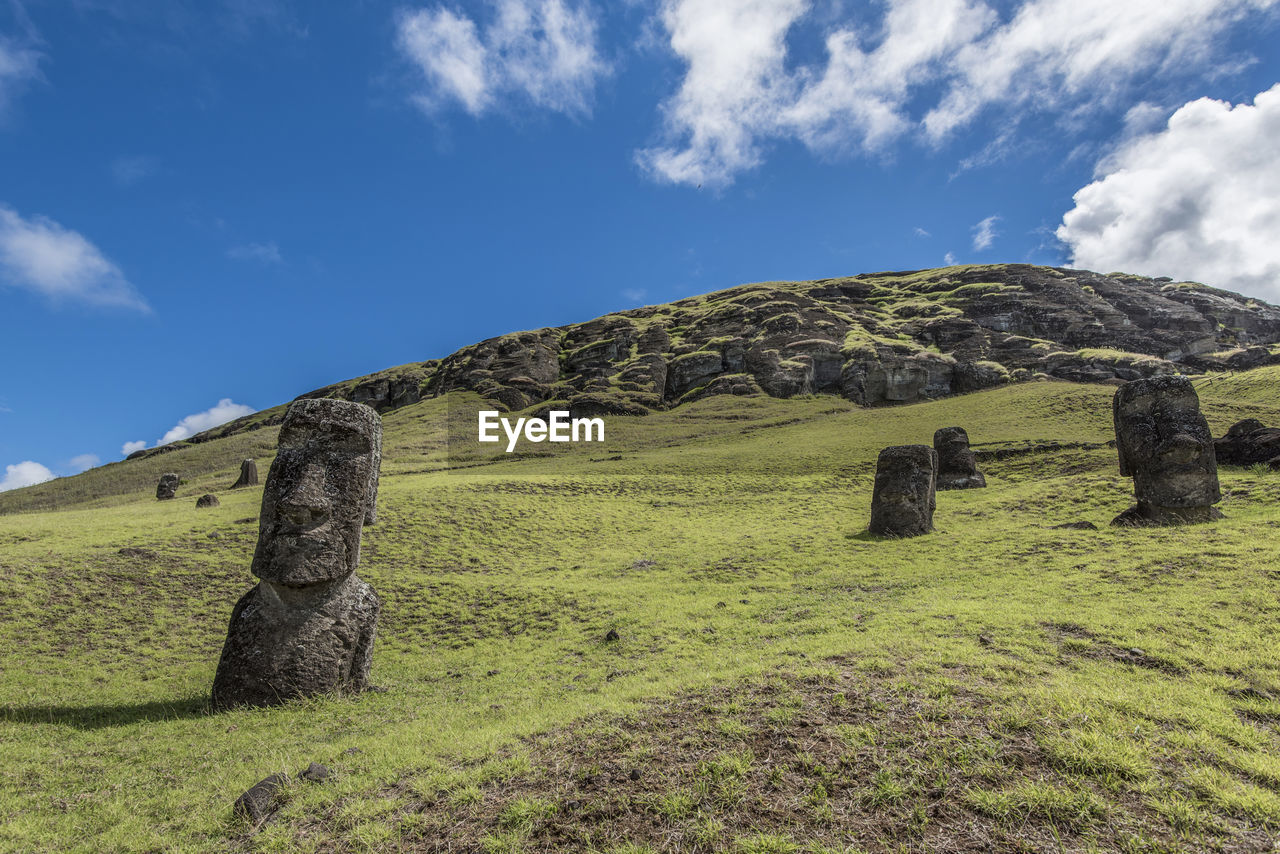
2 373 1280 852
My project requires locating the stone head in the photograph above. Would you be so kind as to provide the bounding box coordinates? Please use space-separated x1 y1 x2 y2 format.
870 444 937 536
251 399 382 586
934 427 971 457
1113 376 1219 509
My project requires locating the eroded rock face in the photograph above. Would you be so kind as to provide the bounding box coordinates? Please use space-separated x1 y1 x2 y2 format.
934 427 986 490
869 445 938 537
1214 418 1280 467
212 399 383 711
231 459 259 488
156 473 179 501
1112 376 1223 526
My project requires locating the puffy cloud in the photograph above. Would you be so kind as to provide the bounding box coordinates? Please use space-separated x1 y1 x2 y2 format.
0 460 54 492
69 453 100 472
0 205 150 311
640 0 1279 186
158 398 255 446
1058 85 1280 301
397 0 608 118
121 440 148 456
227 241 283 264
971 215 999 250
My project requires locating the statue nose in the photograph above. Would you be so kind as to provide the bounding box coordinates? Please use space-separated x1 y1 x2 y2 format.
277 465 330 526
1161 432 1203 464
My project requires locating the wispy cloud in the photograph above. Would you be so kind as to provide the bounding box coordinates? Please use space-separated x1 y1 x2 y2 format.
621 287 647 303
0 205 150 311
111 155 159 186
396 0 609 118
639 0 1279 186
69 453 100 472
227 241 283 264
913 227 930 238
0 30 41 119
971 215 999 251
0 460 54 492
1059 84 1280 302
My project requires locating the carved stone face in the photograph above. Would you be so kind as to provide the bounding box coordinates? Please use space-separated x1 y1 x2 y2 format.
251 399 382 587
869 444 937 537
1113 376 1220 510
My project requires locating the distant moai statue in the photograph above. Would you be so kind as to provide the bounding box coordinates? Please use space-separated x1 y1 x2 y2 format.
212 399 383 711
869 445 938 537
196 494 220 508
933 427 986 490
231 459 259 489
1112 376 1223 526
156 473 179 501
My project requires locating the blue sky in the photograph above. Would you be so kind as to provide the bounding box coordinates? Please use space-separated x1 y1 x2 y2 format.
2 0 1280 490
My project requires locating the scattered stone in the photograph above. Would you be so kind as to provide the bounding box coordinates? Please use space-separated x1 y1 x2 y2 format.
234 517 255 524
978 634 994 647
604 629 620 642
231 459 259 489
869 445 938 537
715 601 727 609
208 532 222 540
1214 418 1280 467
126 449 148 461
933 427 986 490
196 494 220 508
232 773 286 823
156 473 179 501
629 769 641 781
1111 376 1224 527
1049 521 1098 530
212 399 384 712
298 762 331 783
485 669 500 677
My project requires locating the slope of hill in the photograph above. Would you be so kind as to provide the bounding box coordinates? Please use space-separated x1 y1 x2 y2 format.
2 368 1280 852
112 264 1280 469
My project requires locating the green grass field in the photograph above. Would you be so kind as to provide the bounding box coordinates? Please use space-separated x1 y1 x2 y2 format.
2 372 1279 853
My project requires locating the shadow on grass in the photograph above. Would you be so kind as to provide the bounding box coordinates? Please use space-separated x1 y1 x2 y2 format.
1 694 211 729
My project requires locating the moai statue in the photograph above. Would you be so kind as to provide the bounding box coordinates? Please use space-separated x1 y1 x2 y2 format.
934 427 986 490
212 399 383 711
156 473 179 501
869 445 938 537
1112 376 1223 527
231 459 259 489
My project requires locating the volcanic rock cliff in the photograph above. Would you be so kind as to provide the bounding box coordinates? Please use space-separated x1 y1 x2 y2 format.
185 264 1280 447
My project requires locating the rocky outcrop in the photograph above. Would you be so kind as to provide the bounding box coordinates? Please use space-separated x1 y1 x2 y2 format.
173 266 1280 450
1215 418 1280 467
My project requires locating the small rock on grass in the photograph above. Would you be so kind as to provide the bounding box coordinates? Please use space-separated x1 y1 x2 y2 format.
233 774 286 823
604 629 620 642
299 762 331 782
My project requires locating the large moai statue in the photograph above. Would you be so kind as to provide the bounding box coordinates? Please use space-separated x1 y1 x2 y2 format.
1112 376 1223 527
934 427 986 490
231 459 259 489
156 473 179 501
212 399 383 711
869 445 938 537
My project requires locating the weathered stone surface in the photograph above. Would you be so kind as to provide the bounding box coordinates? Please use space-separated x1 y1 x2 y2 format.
233 773 286 823
212 398 383 712
196 494 220 508
231 459 259 489
869 445 938 537
934 427 986 490
1111 376 1223 526
1214 418 1280 466
299 762 331 782
156 473 179 501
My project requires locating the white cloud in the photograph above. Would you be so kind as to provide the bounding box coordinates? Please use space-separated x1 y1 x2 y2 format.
1058 85 1280 301
944 251 957 265
640 0 1279 186
971 215 999 250
227 241 283 264
158 398 255 445
121 440 147 456
0 460 54 492
913 227 930 237
69 453 100 472
397 0 608 118
622 287 647 302
0 34 41 117
0 205 150 311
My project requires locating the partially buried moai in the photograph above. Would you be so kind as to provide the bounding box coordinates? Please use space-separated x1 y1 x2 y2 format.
156 473 179 501
1112 375 1223 527
869 445 938 537
212 399 383 711
933 427 986 490
231 458 259 488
